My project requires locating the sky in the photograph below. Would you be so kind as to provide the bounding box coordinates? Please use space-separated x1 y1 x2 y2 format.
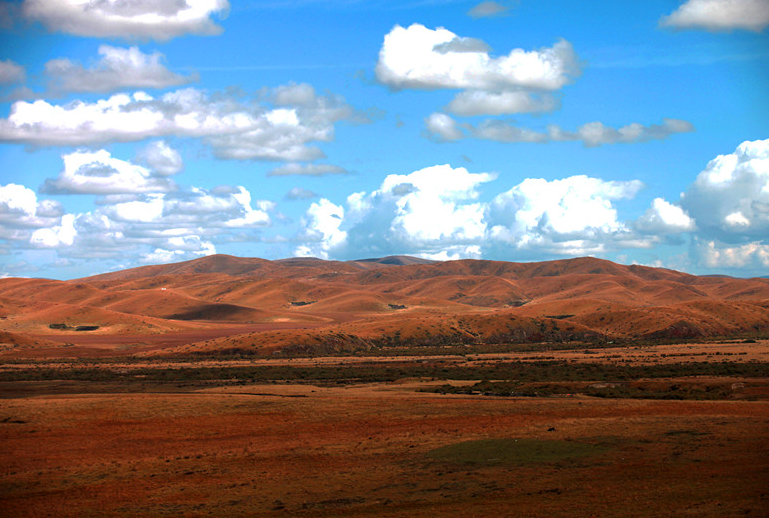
0 0 767 280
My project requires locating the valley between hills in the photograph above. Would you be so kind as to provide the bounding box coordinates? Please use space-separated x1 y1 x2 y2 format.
2 255 768 517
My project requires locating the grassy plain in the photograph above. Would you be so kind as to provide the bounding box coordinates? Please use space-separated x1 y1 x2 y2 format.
1 340 768 517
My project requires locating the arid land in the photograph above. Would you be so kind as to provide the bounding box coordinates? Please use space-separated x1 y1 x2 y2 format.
1 255 768 517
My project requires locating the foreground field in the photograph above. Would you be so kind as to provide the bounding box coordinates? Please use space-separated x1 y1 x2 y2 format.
2 340 768 517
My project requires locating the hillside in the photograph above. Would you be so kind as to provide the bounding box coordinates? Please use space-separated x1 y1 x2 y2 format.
0 254 768 357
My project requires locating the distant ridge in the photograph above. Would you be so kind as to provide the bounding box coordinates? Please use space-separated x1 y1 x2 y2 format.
1 253 768 357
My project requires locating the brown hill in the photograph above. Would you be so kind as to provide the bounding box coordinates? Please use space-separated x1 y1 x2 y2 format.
1 254 768 357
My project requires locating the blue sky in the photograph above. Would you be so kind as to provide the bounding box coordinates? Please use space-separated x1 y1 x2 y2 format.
0 0 768 279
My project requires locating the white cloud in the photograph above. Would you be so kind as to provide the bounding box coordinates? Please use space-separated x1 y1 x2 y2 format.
295 164 496 259
636 198 696 234
427 117 694 146
0 86 353 160
696 239 769 269
472 119 548 143
551 119 695 147
22 0 230 41
468 1 512 19
45 45 196 93
294 198 346 259
680 138 769 240
140 236 216 264
447 90 559 117
30 214 77 247
424 113 465 141
0 59 25 84
376 24 580 92
136 140 183 176
660 0 769 32
268 163 349 176
40 148 179 195
488 175 643 254
0 184 64 241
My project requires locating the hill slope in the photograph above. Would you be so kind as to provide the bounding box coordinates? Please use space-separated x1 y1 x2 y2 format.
1 255 767 357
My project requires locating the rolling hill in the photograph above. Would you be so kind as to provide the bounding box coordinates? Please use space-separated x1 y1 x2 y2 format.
0 254 768 357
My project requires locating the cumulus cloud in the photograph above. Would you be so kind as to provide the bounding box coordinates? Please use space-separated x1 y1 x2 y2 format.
268 163 349 176
291 165 658 261
468 1 513 18
294 198 346 259
426 116 693 146
30 214 77 248
424 113 465 141
660 0 769 32
22 0 230 40
635 198 696 234
0 85 354 161
0 60 25 84
695 239 769 269
136 140 183 176
0 184 64 241
23 184 274 262
376 24 580 92
40 148 179 195
488 175 644 254
45 45 196 94
296 165 496 259
680 138 769 241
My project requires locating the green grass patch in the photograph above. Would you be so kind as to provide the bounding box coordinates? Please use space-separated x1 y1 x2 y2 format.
426 438 607 466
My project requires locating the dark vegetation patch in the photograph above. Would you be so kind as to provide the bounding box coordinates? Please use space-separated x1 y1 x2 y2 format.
1 361 766 398
48 323 99 331
427 378 767 400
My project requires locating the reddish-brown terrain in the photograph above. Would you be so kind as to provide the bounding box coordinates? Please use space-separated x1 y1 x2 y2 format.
0 254 768 358
1 255 768 517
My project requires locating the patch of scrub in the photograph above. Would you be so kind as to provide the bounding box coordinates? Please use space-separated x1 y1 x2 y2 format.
426 438 607 466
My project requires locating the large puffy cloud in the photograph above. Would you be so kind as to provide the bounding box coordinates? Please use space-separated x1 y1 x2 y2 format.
488 175 644 254
376 24 579 118
40 146 180 195
679 138 769 240
298 164 496 259
294 198 346 260
660 0 769 32
0 84 353 160
45 45 196 94
427 115 694 146
293 166 655 260
22 0 230 40
376 24 579 92
635 198 696 234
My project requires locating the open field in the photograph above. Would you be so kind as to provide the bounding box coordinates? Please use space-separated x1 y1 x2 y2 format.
2 339 769 518
2 256 769 516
